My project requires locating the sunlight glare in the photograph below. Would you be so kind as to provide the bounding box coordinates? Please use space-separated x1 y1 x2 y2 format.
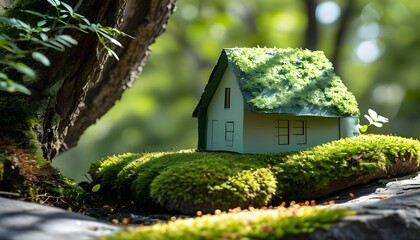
356 40 381 63
316 1 341 24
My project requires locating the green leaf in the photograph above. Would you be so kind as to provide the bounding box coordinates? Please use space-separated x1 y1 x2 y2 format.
56 37 73 47
61 2 74 15
32 51 50 66
0 73 8 80
24 10 49 19
98 30 122 47
48 39 65 51
0 79 31 95
13 62 35 77
106 47 120 60
40 33 49 41
91 184 101 193
358 125 368 133
37 20 47 27
47 0 61 7
73 13 91 25
58 35 78 45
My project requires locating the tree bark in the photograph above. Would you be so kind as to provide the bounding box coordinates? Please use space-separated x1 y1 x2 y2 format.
21 0 176 160
64 0 176 152
304 0 318 50
0 0 176 201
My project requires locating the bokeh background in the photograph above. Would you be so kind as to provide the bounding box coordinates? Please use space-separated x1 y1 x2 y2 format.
53 0 420 182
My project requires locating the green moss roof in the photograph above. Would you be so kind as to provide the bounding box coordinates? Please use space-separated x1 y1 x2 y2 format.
193 48 359 117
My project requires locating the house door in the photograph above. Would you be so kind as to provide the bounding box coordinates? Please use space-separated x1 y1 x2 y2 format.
211 120 218 148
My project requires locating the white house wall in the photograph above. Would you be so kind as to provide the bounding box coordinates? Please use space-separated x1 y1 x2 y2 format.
243 110 340 153
206 66 244 152
340 117 359 138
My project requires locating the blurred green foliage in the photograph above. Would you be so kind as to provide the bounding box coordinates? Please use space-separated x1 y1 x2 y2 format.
53 0 420 182
105 206 354 240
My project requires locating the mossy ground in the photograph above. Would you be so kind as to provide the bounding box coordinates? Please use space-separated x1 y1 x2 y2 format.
89 134 419 239
89 134 420 215
103 205 355 240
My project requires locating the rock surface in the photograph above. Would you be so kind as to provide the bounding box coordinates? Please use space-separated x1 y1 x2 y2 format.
0 172 419 240
306 172 420 240
0 197 120 240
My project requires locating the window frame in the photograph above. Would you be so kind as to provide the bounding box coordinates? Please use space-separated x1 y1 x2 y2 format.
293 120 307 145
225 121 234 146
276 120 289 145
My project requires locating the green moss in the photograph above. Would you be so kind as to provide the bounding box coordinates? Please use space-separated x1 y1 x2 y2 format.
115 152 169 195
103 206 355 240
42 174 86 202
273 134 420 200
90 135 420 213
89 153 144 191
0 94 43 163
226 48 359 116
150 157 276 214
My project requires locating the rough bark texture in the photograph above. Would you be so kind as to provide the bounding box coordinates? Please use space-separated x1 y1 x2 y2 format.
64 0 176 152
22 0 176 160
0 0 176 200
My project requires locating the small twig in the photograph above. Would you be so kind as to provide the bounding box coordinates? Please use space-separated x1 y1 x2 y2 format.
0 191 21 197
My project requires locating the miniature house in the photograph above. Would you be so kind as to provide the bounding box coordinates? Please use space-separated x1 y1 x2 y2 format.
193 48 360 153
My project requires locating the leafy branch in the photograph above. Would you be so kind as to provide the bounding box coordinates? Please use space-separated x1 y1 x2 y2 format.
0 0 131 95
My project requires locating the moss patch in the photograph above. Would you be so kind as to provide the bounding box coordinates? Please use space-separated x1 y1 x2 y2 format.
103 205 355 240
0 94 43 161
226 48 359 116
150 158 277 214
0 92 84 208
90 135 420 214
89 152 145 192
273 134 420 201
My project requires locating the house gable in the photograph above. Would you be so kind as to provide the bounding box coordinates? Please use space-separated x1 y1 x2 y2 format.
193 51 229 150
206 67 244 152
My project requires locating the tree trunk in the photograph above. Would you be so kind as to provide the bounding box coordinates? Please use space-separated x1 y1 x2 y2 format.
304 0 318 50
0 0 176 202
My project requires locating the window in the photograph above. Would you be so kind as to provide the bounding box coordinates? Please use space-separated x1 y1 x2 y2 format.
224 88 231 109
276 120 289 145
225 121 234 146
293 120 307 145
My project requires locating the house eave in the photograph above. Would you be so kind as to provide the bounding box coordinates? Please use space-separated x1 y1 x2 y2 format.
192 49 229 118
244 105 356 118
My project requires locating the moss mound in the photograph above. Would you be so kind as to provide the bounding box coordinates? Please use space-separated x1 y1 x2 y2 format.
150 157 277 214
118 151 194 202
103 206 355 240
90 135 420 214
273 134 420 201
88 153 144 191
